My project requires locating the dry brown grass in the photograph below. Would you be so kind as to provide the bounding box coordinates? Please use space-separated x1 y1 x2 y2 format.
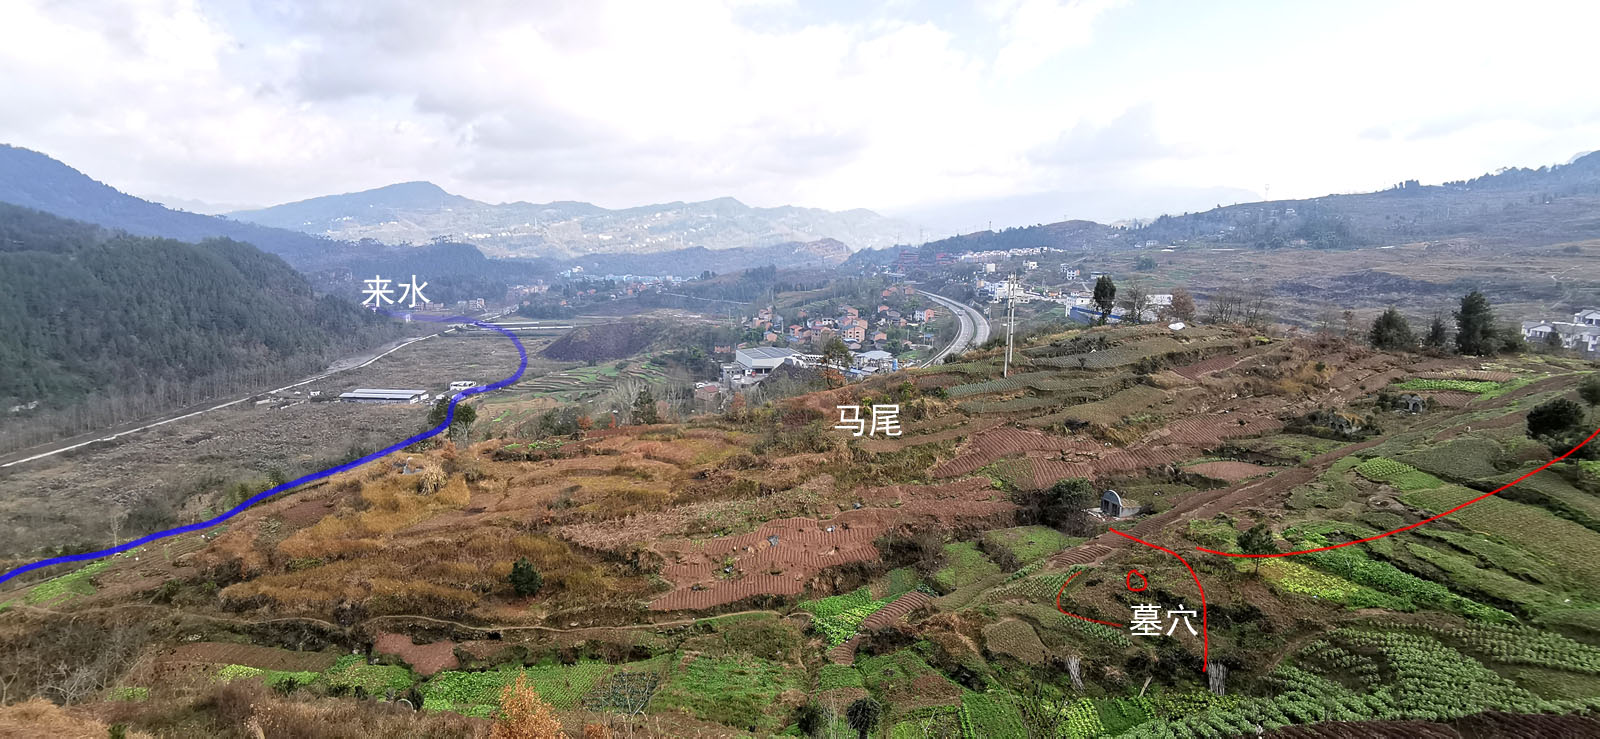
0 699 156 739
221 512 639 618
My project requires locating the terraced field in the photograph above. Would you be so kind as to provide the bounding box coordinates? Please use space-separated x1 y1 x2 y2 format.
11 319 1600 738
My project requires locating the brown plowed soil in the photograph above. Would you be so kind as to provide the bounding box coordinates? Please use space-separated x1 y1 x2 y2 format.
373 632 458 676
1421 390 1477 408
1185 460 1274 482
931 426 1097 478
1417 369 1518 383
157 642 339 672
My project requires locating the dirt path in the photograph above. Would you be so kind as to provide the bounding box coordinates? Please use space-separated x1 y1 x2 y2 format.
2 601 784 639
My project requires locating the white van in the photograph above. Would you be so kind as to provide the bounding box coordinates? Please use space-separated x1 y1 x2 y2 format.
449 381 476 392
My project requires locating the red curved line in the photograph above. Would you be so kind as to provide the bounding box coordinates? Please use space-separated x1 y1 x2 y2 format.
1054 569 1126 628
1197 424 1600 559
1109 528 1210 673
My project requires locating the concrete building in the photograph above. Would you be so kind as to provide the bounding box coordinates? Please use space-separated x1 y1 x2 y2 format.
1522 308 1600 354
1099 490 1142 519
340 388 430 404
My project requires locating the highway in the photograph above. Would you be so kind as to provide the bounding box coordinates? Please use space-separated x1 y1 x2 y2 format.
917 290 991 367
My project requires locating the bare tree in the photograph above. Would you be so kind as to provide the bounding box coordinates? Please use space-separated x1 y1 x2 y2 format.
1242 288 1275 331
108 507 128 548
1166 288 1196 323
1315 308 1340 340
1204 286 1244 325
1119 283 1151 324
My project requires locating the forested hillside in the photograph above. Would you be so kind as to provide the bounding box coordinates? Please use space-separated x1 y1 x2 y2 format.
0 204 402 446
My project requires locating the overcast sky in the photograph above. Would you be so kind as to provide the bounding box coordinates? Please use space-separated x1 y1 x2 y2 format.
4 0 1598 229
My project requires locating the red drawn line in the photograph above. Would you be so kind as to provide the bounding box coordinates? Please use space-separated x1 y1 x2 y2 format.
1054 570 1125 628
1197 424 1600 559
1108 528 1210 673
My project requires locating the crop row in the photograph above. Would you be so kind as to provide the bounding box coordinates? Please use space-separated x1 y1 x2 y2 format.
1294 536 1510 622
1405 622 1600 675
800 587 891 645
1353 458 1444 491
1391 378 1502 393
947 374 1036 398
422 661 613 714
959 690 1027 739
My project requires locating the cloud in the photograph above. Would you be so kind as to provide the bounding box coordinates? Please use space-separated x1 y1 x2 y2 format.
1 0 1597 227
1031 103 1177 169
990 0 1126 77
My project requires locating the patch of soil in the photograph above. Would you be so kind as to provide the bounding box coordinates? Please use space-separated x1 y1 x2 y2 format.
1186 460 1274 482
160 642 339 672
372 632 458 676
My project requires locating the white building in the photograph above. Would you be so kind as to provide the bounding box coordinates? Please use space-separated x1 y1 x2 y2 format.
340 388 430 404
1522 309 1600 353
855 349 896 373
724 347 806 386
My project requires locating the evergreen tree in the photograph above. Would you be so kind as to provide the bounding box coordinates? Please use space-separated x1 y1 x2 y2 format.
1528 398 1585 439
1092 276 1117 324
428 396 477 429
633 385 661 424
509 557 543 597
1238 523 1277 574
1368 307 1415 350
1453 290 1498 356
1526 398 1595 460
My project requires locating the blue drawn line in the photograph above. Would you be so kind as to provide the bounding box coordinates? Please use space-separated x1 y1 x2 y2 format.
0 312 528 588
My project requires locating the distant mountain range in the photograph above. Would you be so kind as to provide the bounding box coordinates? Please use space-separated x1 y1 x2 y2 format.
0 144 339 269
228 182 920 258
852 150 1600 267
562 238 851 277
0 145 544 298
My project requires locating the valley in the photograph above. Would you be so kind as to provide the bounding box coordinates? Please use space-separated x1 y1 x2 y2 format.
4 307 1597 737
4 8 1600 733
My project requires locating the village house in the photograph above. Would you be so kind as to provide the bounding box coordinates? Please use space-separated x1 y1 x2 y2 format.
724 347 805 387
1098 490 1142 519
1522 308 1600 354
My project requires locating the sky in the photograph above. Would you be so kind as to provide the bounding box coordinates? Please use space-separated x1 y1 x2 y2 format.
3 0 1599 231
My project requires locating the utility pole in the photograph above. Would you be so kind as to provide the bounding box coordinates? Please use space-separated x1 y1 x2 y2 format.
1003 273 1018 378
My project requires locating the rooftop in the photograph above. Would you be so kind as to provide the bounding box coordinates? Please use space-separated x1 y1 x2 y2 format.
738 347 799 359
341 388 429 399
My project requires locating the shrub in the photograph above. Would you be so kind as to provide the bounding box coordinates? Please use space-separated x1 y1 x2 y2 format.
509 558 543 598
1528 398 1586 439
1580 375 1600 407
